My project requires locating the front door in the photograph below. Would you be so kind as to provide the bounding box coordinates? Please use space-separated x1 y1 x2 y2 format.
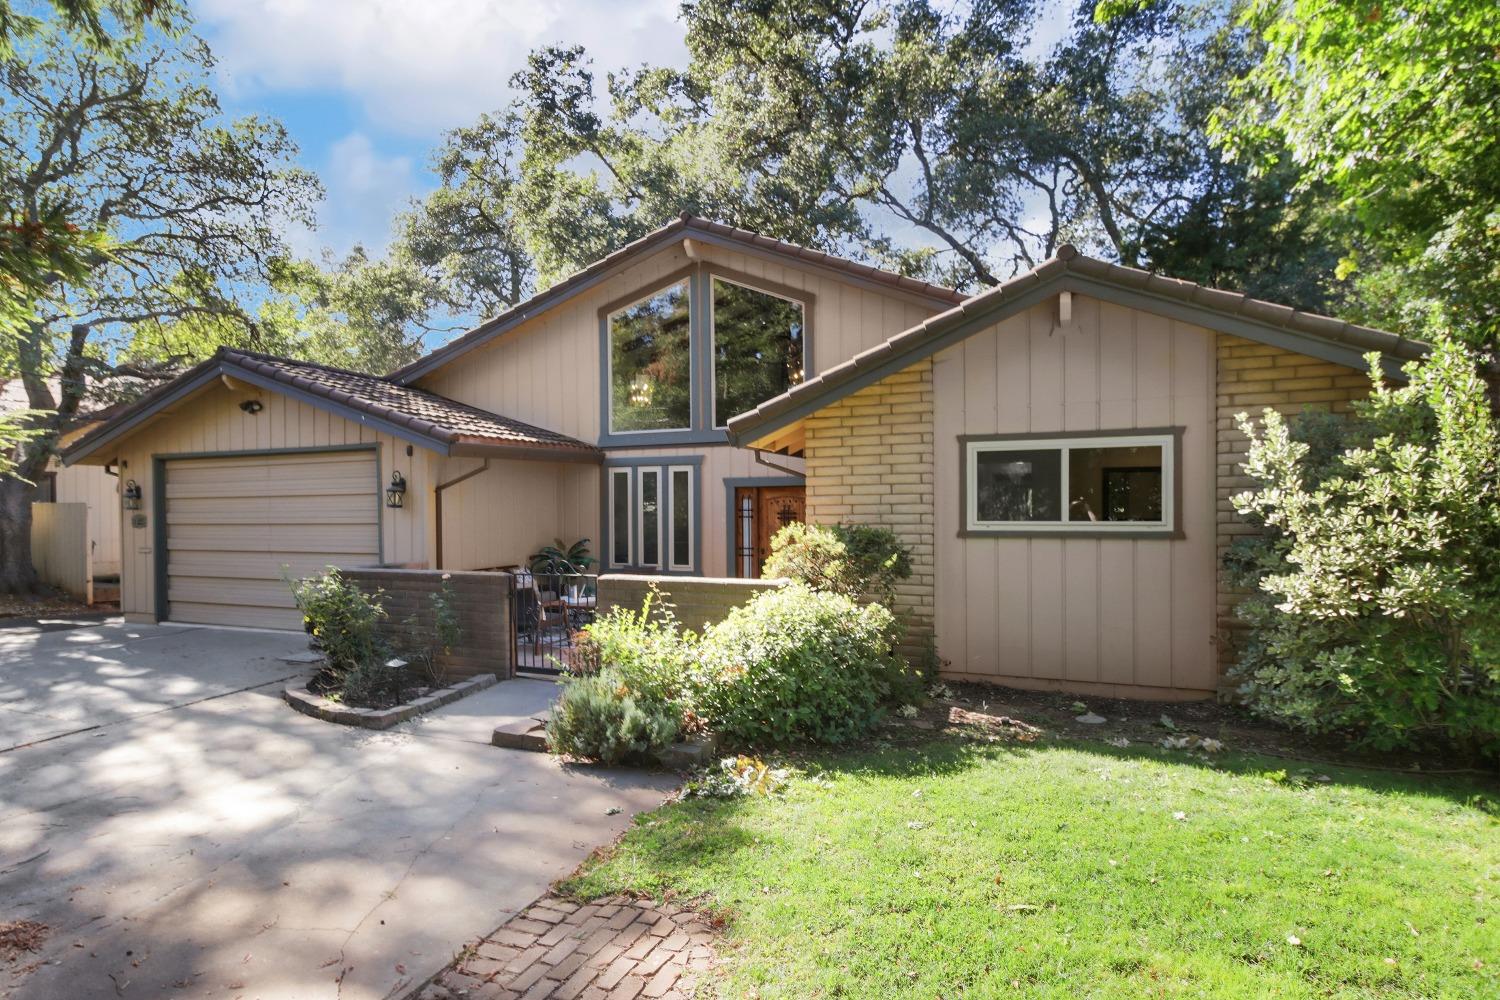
733 484 806 578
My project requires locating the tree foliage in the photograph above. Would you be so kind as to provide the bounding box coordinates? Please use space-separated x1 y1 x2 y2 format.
1217 0 1500 349
1227 340 1500 759
0 15 318 590
398 1 1337 313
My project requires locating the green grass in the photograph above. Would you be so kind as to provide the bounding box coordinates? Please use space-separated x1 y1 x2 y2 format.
564 738 1498 998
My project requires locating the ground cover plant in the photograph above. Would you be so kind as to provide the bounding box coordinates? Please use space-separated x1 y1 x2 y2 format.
565 725 1498 998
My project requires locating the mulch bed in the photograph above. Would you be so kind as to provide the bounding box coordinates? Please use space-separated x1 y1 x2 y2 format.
884 680 1488 774
0 588 106 619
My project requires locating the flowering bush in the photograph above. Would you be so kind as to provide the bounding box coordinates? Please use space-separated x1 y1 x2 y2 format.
1228 338 1500 760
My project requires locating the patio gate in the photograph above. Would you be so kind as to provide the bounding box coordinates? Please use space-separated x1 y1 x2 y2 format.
512 570 598 675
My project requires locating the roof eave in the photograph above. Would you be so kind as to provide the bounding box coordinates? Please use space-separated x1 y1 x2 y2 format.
449 438 604 463
727 262 1421 448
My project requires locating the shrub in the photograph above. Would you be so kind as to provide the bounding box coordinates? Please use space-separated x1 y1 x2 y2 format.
692 584 908 747
580 588 694 714
1228 338 1500 760
287 568 386 678
399 580 463 685
762 523 912 606
546 668 682 764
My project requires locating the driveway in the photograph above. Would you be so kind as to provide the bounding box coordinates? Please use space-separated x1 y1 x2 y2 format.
0 623 675 999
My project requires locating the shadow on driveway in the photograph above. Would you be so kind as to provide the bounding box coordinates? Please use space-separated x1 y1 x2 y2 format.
0 624 675 999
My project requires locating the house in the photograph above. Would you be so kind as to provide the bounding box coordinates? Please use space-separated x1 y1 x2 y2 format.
3 378 123 585
63 218 1420 697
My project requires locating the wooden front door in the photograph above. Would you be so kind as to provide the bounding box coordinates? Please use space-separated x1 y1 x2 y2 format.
733 485 806 578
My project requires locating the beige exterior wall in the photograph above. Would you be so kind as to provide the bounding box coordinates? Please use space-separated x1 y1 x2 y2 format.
1214 334 1367 670
432 456 597 572
105 380 439 621
597 574 785 634
930 296 1218 698
52 461 121 576
802 360 935 659
415 242 940 441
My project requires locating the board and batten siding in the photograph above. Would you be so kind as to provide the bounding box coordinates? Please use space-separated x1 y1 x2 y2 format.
431 456 596 572
413 241 939 442
53 461 121 576
110 381 437 622
931 295 1219 698
411 237 912 579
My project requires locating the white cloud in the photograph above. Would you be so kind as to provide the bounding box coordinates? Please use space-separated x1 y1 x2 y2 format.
287 132 417 257
195 0 687 132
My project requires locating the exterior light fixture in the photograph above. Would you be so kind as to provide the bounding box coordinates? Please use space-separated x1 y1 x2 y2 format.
385 471 407 509
239 399 263 414
122 479 142 510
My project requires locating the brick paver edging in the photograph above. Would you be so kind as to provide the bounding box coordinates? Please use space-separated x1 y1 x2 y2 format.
283 673 497 730
414 894 716 1000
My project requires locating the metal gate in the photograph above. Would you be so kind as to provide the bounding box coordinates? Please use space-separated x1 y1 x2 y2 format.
512 571 598 675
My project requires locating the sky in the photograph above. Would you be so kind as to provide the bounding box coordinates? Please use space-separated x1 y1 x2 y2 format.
192 0 690 259
189 1 1075 268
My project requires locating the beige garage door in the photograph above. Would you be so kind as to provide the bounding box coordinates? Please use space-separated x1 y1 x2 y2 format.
164 450 380 629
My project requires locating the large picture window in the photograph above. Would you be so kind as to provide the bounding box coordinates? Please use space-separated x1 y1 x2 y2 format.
964 432 1175 534
608 280 691 433
711 277 805 427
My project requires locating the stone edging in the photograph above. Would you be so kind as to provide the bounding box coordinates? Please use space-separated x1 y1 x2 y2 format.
284 673 497 730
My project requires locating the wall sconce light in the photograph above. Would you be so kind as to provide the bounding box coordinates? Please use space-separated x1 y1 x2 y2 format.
385 471 407 509
239 399 263 414
122 479 142 510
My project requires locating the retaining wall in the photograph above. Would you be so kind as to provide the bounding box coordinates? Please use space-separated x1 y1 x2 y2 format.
343 567 514 680
596 574 785 633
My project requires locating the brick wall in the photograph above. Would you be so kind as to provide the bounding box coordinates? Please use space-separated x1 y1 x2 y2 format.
596 574 785 633
1214 334 1369 673
343 568 514 680
801 358 935 660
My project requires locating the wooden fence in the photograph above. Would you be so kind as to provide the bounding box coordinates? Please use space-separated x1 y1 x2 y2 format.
30 502 92 603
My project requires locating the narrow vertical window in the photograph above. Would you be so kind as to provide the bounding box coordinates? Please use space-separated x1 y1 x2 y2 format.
638 469 660 568
608 281 692 433
669 465 693 571
610 469 631 566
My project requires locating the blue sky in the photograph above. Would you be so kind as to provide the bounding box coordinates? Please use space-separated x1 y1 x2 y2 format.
192 0 689 259
190 1 1075 267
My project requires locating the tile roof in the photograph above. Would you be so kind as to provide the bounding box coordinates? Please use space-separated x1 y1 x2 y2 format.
727 245 1437 446
219 349 600 455
389 214 966 384
62 348 601 464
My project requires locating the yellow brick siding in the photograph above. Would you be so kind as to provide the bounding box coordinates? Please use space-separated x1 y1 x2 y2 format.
1214 334 1369 672
803 358 936 659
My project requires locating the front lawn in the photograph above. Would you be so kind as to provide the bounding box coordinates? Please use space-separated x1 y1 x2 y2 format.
564 736 1497 998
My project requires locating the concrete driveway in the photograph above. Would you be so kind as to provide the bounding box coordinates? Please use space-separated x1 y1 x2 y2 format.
0 623 675 999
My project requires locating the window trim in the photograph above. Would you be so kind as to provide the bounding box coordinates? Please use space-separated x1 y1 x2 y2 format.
608 467 633 567
958 428 1184 539
707 272 809 429
602 273 695 438
667 465 696 571
601 456 704 575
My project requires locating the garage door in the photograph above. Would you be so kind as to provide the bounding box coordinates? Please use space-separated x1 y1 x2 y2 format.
164 450 380 629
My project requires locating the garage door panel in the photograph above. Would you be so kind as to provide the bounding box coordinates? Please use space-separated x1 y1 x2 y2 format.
167 577 301 610
168 602 304 630
164 450 380 630
165 497 379 526
167 551 373 582
166 477 376 500
168 524 381 554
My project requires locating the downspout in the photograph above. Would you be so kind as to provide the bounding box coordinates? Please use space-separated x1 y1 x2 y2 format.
751 448 803 478
433 459 489 570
